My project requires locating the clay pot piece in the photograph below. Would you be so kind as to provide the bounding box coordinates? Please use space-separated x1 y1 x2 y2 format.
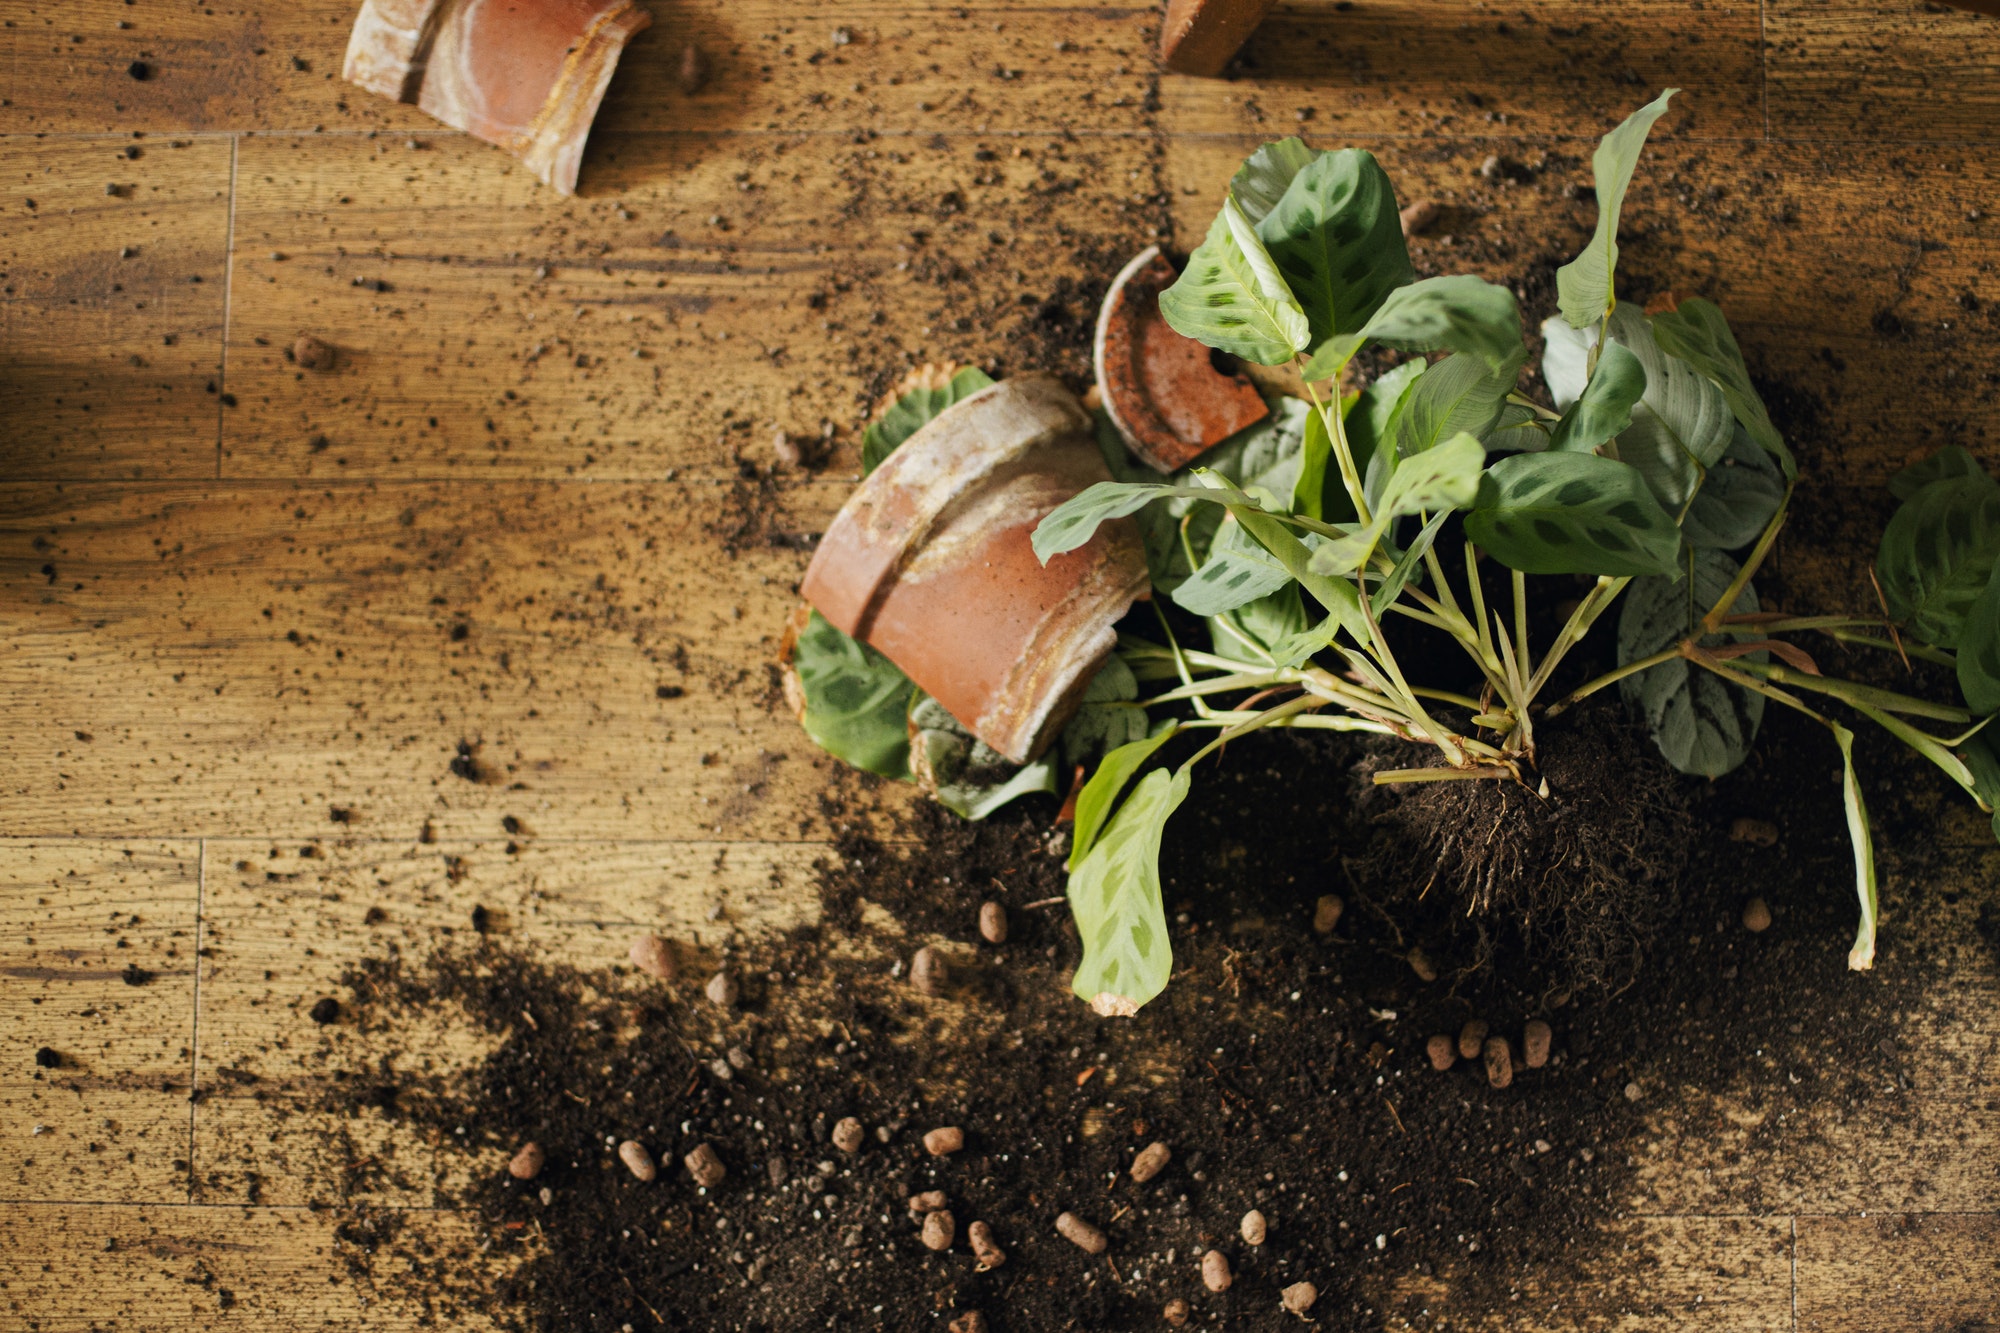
801 374 1151 766
343 0 651 195
1096 245 1270 474
1159 0 1279 77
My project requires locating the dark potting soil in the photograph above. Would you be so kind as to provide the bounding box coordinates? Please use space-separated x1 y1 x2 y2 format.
312 695 1965 1332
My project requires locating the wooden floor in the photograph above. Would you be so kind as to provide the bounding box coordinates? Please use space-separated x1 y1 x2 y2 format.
4 1 1999 1328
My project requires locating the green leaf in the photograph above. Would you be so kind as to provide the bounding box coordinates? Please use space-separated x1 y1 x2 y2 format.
1210 583 1311 664
1067 766 1191 1014
1293 405 1332 521
1607 305 1732 510
1258 149 1412 363
1308 274 1523 382
1224 493 1372 643
1171 511 1297 616
1059 655 1151 768
1033 481 1211 563
1266 608 1348 668
910 695 1060 819
1310 432 1484 576
1889 444 1992 503
1466 451 1683 577
1831 722 1880 971
1650 296 1797 480
790 611 916 779
1347 360 1426 518
1392 349 1523 467
1229 137 1320 226
1617 548 1765 778
1683 426 1785 550
1068 724 1179 870
1549 337 1646 454
1957 730 2000 843
1373 508 1452 616
1483 401 1548 454
1874 475 2000 649
1159 200 1312 365
1955 564 2000 715
860 367 996 474
1556 89 1678 329
1539 316 1594 409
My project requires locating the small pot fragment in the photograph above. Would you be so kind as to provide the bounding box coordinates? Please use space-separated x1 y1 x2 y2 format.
1095 246 1270 473
342 0 652 195
1158 0 1279 76
705 970 738 1009
801 373 1150 764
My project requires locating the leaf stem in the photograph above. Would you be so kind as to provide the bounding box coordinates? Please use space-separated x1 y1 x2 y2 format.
1701 483 1793 633
1545 644 1678 715
1300 372 1372 527
1725 659 1972 722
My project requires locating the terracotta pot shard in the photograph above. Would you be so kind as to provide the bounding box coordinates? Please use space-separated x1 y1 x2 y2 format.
801 373 1150 766
343 0 651 196
1159 0 1279 77
1095 246 1270 474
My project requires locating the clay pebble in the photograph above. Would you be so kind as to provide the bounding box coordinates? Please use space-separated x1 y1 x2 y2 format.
1730 817 1779 846
627 934 676 981
1312 894 1343 934
908 1189 948 1214
705 970 737 1008
1406 947 1437 982
1426 1034 1456 1071
978 901 1008 944
1743 897 1773 933
1484 1037 1514 1089
910 946 946 996
923 1126 965 1156
676 43 709 95
508 1142 545 1180
1458 1019 1489 1060
684 1142 726 1188
1240 1209 1267 1246
1399 198 1441 236
832 1116 864 1153
968 1219 1006 1270
1055 1211 1107 1254
618 1140 656 1182
1281 1280 1319 1315
920 1209 956 1252
1201 1249 1233 1292
947 1314 988 1333
1163 1298 1191 1326
1130 1141 1171 1183
292 334 336 372
1523 1019 1553 1069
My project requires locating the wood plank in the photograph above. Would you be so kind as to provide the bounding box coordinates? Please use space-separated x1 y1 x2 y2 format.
1165 135 2000 489
218 128 1159 479
0 478 913 840
0 1201 499 1330
0 841 199 1205
189 837 823 1205
0 135 231 480
1768 0 2000 143
1796 1213 2000 1330
1384 1216 1793 1330
0 1 1763 140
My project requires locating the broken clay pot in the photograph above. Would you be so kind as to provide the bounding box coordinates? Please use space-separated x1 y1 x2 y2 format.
1159 0 1279 77
343 0 651 195
801 373 1150 766
1095 245 1271 473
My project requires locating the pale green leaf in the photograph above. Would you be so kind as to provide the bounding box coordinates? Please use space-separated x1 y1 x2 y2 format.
791 611 916 779
861 367 996 474
1158 204 1313 365
1556 88 1678 328
1225 194 1313 355
1683 426 1785 550
1832 723 1880 971
1171 511 1298 616
1033 481 1212 563
1229 137 1320 226
1549 337 1646 454
1068 724 1179 870
1258 148 1412 361
1067 767 1191 1013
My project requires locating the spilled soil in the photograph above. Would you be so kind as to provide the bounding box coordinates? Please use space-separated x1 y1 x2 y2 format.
306 687 1975 1330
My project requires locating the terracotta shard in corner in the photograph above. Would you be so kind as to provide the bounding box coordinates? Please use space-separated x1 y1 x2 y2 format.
1159 0 1278 77
1095 246 1270 474
343 0 651 195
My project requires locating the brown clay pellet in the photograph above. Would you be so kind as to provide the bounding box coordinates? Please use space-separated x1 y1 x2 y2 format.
1129 1141 1171 1183
947 1314 988 1333
1312 894 1343 934
1055 1211 1106 1254
1426 1034 1456 1071
1239 1209 1267 1246
1201 1248 1233 1292
911 946 946 996
1484 1036 1514 1090
1743 897 1773 933
1163 1298 1191 1326
618 1140 657 1182
978 901 1008 944
508 1141 545 1180
923 1126 965 1156
1399 198 1441 237
967 1220 1006 1270
627 934 676 981
908 1189 947 1214
292 334 336 372
1523 1019 1553 1069
1407 947 1437 982
684 1142 725 1188
920 1209 956 1252
1281 1280 1319 1315
1458 1019 1489 1061
1730 817 1779 847
831 1116 864 1153
676 43 709 95
705 971 738 1009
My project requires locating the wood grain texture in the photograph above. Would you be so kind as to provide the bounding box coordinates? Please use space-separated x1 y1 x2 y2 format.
1768 0 2000 143
0 841 200 1204
0 478 911 840
1796 1212 2000 1330
0 136 231 480
190 837 823 1206
0 1202 499 1329
217 130 1157 479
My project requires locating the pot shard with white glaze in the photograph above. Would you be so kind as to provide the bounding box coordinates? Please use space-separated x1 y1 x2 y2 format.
802 373 1151 766
343 0 651 195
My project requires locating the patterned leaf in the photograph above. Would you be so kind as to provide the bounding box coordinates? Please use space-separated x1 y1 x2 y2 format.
1874 475 2000 648
1466 451 1683 577
1617 548 1765 778
1067 767 1191 1014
